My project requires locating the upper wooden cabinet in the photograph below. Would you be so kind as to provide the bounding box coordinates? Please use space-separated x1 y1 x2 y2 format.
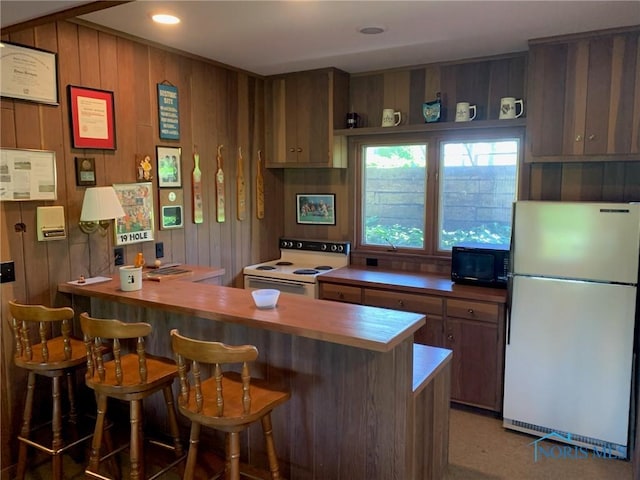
265 67 350 168
527 27 640 161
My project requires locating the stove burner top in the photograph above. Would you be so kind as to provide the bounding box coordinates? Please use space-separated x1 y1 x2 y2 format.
314 265 333 271
293 269 319 275
256 265 276 270
276 261 293 266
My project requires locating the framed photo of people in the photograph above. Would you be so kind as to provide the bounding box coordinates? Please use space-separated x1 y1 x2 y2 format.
156 146 182 188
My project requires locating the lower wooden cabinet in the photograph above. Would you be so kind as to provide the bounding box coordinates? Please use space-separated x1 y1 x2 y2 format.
319 281 505 412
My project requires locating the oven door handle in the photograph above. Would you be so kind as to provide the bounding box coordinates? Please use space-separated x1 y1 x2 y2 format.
244 276 310 288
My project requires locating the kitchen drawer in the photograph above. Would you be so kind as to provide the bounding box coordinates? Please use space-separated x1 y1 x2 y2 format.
320 283 362 304
364 289 444 315
446 298 499 323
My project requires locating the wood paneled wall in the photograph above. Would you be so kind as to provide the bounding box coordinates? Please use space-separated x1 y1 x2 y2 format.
0 20 283 470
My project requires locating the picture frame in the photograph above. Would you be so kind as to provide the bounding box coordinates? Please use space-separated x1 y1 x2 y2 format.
113 182 154 246
74 157 96 186
158 189 184 230
156 146 182 188
1 42 59 105
68 85 116 150
296 193 336 225
0 148 57 201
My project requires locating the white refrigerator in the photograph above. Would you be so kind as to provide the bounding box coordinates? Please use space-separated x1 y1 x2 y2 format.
503 201 640 458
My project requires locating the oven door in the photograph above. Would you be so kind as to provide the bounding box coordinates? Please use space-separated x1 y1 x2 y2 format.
244 275 316 298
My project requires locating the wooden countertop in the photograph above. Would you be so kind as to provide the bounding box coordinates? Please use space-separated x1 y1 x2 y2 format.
318 266 508 303
58 266 425 353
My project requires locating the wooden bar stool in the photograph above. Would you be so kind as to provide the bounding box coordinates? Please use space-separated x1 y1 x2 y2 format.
170 329 291 480
8 300 91 480
80 313 185 480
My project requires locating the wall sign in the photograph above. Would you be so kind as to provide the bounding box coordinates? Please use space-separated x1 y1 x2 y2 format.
157 83 180 140
113 182 154 245
0 42 59 105
74 157 96 186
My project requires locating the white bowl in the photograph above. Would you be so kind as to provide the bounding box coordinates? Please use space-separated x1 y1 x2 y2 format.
251 289 280 309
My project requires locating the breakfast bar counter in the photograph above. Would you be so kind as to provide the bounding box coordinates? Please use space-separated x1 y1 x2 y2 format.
59 270 451 480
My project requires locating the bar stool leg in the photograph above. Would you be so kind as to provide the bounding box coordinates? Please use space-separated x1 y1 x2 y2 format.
183 422 200 480
52 375 63 480
66 371 78 423
15 371 36 480
87 394 108 475
261 414 281 480
130 399 143 480
162 385 184 457
226 432 241 480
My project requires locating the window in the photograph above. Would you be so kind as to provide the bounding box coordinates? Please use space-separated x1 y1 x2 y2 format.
357 129 522 256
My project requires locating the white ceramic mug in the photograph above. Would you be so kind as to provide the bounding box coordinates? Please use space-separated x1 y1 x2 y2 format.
455 102 476 122
119 265 142 291
381 108 401 127
499 97 524 119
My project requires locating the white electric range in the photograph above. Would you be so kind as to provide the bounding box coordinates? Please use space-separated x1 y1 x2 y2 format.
243 238 350 298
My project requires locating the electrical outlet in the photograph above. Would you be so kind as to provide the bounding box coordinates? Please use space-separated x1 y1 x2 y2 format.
155 242 164 259
114 248 125 266
0 261 16 283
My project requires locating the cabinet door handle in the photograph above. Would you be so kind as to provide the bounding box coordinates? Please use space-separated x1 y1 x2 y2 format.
588 134 596 141
289 148 295 153
467 308 474 314
338 292 344 299
447 334 454 342
575 134 583 142
297 147 303 153
398 300 405 307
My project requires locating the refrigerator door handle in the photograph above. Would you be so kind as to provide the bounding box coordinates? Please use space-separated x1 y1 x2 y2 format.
506 274 513 345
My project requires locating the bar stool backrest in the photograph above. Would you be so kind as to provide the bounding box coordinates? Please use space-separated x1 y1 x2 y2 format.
170 329 259 418
80 313 152 386
8 300 79 368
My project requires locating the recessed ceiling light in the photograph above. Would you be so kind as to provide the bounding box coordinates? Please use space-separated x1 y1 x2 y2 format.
359 26 385 35
152 14 180 25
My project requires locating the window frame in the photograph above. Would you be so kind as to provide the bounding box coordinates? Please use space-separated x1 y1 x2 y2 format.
353 126 525 258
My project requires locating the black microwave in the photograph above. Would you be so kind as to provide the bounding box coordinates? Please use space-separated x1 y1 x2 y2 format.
451 244 510 288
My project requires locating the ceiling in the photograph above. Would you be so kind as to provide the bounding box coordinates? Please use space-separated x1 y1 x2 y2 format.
2 1 639 76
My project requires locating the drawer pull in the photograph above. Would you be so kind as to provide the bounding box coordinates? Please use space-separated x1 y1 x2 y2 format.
467 308 474 314
398 300 405 307
447 334 454 341
338 293 344 299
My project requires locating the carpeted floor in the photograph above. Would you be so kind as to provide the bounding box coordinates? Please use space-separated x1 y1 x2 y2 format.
447 406 633 480
22 406 633 479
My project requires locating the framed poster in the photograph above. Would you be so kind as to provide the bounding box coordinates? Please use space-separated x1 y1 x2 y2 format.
113 182 154 245
0 148 57 201
296 193 336 225
68 85 116 149
0 42 59 105
156 146 182 188
75 157 96 186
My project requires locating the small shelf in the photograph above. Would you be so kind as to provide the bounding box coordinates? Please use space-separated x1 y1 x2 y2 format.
334 118 526 136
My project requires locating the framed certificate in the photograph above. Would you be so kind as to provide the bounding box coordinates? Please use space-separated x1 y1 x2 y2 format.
0 42 59 105
68 85 116 150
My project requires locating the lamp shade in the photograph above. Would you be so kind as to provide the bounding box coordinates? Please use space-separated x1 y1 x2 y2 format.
80 186 126 222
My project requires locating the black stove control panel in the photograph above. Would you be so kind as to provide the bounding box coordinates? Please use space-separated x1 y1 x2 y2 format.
279 238 350 255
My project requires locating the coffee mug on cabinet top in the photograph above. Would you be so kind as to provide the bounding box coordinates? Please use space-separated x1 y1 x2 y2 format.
499 97 524 119
455 102 476 122
381 108 402 127
346 112 360 128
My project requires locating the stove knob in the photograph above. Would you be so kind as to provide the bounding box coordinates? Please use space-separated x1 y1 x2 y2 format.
321 244 328 251
331 244 337 252
296 242 303 249
337 245 344 252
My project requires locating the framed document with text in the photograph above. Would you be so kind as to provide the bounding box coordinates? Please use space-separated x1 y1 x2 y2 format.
68 85 116 150
0 42 58 105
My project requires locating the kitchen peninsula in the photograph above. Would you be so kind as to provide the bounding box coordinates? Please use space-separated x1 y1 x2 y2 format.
59 273 452 480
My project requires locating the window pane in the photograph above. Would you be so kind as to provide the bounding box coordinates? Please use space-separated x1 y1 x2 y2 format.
362 144 426 249
439 140 518 250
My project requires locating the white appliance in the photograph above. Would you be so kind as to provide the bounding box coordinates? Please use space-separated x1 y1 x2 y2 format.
503 201 640 458
243 238 350 298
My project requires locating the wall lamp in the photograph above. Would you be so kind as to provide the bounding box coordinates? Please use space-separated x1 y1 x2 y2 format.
79 186 126 234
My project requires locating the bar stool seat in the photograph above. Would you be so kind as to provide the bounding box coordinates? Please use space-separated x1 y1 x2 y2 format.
170 329 290 480
80 313 185 480
8 300 92 480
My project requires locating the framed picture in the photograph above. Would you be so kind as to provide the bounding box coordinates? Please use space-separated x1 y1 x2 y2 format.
74 157 96 186
1 42 59 105
0 148 57 201
156 146 182 188
113 182 154 245
68 85 116 150
296 193 336 225
158 189 184 229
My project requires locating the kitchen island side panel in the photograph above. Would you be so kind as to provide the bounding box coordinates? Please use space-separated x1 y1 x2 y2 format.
88 297 417 480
